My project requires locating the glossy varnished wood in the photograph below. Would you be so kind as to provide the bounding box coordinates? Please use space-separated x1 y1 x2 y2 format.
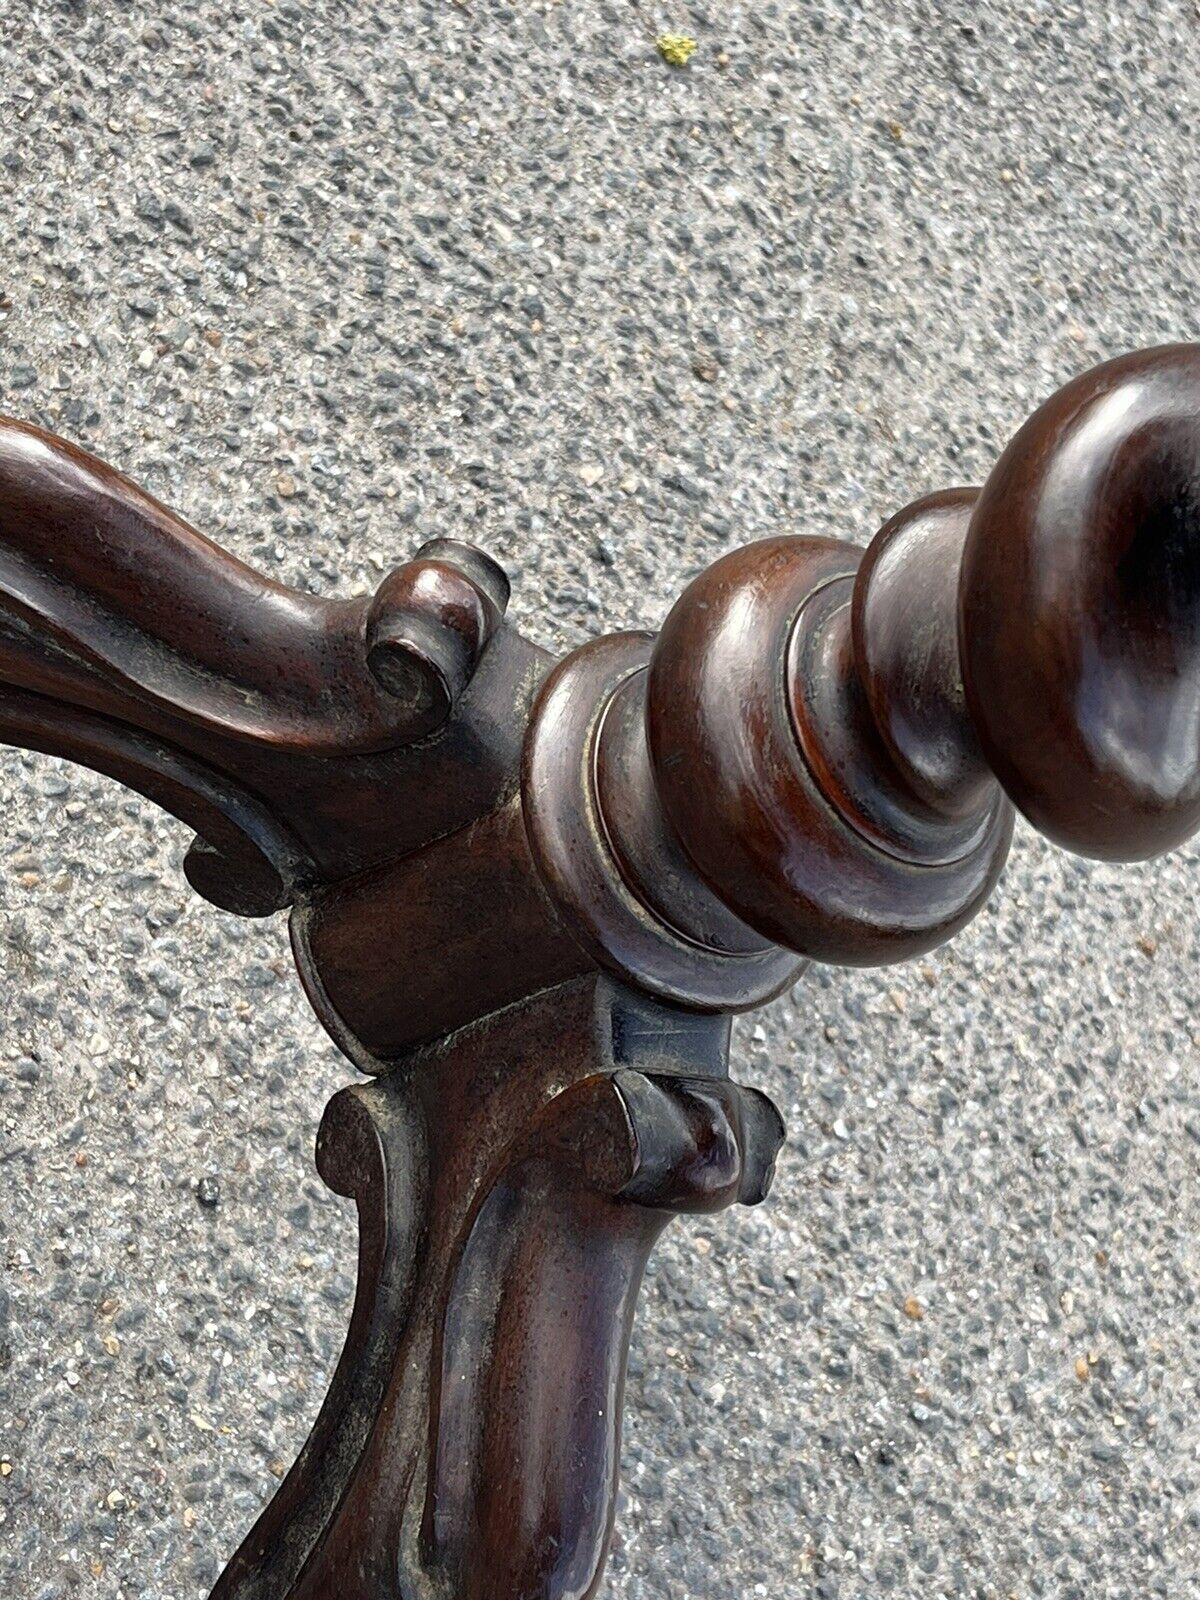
642 536 1012 964
214 977 781 1600
5 343 1200 1600
292 797 592 1062
960 344 1200 859
0 419 546 907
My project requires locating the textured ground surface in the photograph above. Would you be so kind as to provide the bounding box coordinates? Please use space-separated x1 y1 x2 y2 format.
2 3 1200 1597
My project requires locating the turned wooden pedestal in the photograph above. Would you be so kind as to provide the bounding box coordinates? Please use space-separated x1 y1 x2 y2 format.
4 344 1200 1598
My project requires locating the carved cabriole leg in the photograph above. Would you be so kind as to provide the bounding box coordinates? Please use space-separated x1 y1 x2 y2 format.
214 975 784 1600
7 348 1200 1598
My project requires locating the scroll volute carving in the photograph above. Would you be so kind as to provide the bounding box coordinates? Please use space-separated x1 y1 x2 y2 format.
213 977 783 1600
0 418 535 912
6 343 1200 1600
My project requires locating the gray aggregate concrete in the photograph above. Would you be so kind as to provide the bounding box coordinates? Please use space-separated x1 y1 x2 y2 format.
2 3 1199 1596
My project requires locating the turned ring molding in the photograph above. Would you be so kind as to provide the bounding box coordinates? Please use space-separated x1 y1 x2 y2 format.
6 343 1200 1599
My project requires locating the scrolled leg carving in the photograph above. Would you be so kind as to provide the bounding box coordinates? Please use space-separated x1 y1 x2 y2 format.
214 976 783 1600
8 348 1200 1598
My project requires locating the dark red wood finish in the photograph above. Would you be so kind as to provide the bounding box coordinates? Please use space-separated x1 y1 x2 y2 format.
213 977 780 1600
5 343 1200 1598
960 344 1200 859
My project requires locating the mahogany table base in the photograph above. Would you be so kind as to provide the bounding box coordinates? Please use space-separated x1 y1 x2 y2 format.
6 344 1200 1598
217 977 779 1600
